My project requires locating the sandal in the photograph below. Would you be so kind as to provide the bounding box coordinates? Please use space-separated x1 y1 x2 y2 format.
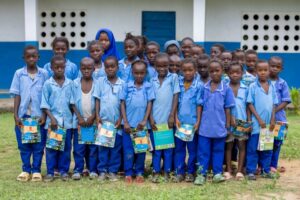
17 172 30 182
236 172 244 181
223 172 233 180
31 173 42 182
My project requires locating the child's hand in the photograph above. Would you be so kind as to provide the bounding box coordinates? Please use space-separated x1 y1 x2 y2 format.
175 116 181 128
38 116 45 125
78 116 86 127
115 118 121 129
124 122 131 134
231 118 236 128
150 122 158 131
137 120 146 131
168 115 175 129
85 116 94 127
96 117 102 127
50 118 58 130
269 123 275 132
258 119 266 129
14 116 22 127
193 122 200 131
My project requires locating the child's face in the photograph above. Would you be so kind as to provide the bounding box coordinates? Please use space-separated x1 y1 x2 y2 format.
197 60 209 78
182 63 196 81
233 52 245 66
167 45 180 56
80 60 94 79
181 40 193 58
146 45 159 65
51 60 65 79
209 62 223 82
124 39 138 59
24 48 39 68
132 63 147 84
99 32 110 51
169 57 181 74
228 65 243 83
155 57 169 78
191 46 204 59
269 58 282 77
137 38 145 55
221 52 233 71
53 41 68 57
104 59 118 78
256 63 270 82
246 54 258 70
210 46 222 59
89 44 103 62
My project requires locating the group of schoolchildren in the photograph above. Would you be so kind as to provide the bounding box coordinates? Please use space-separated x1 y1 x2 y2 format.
10 28 291 185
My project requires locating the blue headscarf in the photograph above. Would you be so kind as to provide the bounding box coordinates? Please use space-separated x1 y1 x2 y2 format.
95 28 120 61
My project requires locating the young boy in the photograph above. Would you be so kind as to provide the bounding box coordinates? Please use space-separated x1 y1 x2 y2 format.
242 50 258 86
41 55 75 182
87 40 105 79
72 57 98 180
210 43 225 59
181 37 194 58
269 56 291 173
174 58 202 183
232 49 246 66
246 60 278 180
94 56 124 182
221 51 233 75
194 60 235 185
191 44 205 59
149 53 180 183
120 60 155 183
145 41 160 79
10 45 48 182
169 54 181 75
197 54 210 84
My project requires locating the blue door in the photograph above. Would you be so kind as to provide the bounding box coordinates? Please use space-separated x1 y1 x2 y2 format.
142 11 176 48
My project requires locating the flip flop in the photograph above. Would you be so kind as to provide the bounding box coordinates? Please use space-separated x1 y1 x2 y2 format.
16 172 30 182
31 173 42 182
236 172 245 181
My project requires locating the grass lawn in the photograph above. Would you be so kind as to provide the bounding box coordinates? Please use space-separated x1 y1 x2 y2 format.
0 112 299 200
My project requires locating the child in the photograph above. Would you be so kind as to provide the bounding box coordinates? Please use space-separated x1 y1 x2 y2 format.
174 58 202 183
41 55 75 182
181 37 194 58
10 45 48 182
269 56 291 173
120 60 155 183
149 53 180 183
224 62 250 180
43 37 78 80
136 35 148 61
210 43 225 59
95 28 119 60
194 59 235 185
197 54 210 84
242 50 258 86
169 54 181 75
94 56 124 182
232 49 246 66
145 41 160 79
118 33 140 82
72 57 98 180
164 40 181 57
191 44 205 59
246 60 278 180
87 40 106 79
221 51 233 75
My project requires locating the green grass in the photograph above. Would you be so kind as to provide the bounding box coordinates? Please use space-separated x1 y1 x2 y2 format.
0 112 299 200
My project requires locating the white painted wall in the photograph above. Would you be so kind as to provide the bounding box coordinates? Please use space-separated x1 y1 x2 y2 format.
0 0 25 41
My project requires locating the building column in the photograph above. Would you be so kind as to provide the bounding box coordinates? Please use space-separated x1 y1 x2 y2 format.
24 0 38 41
193 0 206 42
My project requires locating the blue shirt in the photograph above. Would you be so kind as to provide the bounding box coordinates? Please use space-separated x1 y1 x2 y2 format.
230 83 248 121
222 74 230 85
77 62 106 80
119 80 155 128
199 80 235 138
271 78 291 122
9 66 49 118
177 77 203 125
118 56 139 82
151 73 180 124
44 59 78 80
247 80 278 134
147 64 158 80
40 77 75 129
241 71 256 87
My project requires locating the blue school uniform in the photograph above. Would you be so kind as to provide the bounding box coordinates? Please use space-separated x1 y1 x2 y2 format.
150 73 180 173
77 63 106 80
231 83 248 122
241 71 256 87
246 80 278 174
119 80 155 176
271 78 291 169
44 59 78 80
118 56 139 82
175 76 202 175
93 77 124 174
9 66 48 173
40 77 75 176
222 74 230 85
197 80 235 175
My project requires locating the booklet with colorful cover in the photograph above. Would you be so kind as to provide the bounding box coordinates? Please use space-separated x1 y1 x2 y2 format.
21 117 41 144
130 129 149 153
153 124 175 150
273 121 288 141
175 124 195 142
94 121 117 148
258 127 274 151
78 125 96 144
46 126 66 151
232 119 252 137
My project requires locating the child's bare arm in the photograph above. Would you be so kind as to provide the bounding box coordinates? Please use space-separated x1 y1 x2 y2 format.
137 101 153 131
71 104 85 126
269 106 276 131
194 105 202 131
13 95 22 126
43 108 58 130
168 93 178 128
95 99 102 125
149 112 157 131
275 102 289 113
121 100 131 133
225 108 231 129
248 103 266 128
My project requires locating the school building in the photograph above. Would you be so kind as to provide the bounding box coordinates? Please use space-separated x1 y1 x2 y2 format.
0 0 300 90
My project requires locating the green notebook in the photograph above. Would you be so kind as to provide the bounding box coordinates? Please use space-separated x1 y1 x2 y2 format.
258 127 274 151
153 124 175 150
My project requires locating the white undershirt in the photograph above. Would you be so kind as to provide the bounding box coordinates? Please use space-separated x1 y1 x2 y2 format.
81 89 92 119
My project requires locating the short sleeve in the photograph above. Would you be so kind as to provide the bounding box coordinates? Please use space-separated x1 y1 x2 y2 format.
225 86 235 108
196 84 203 106
272 84 279 105
119 83 128 100
40 82 50 110
92 80 102 100
246 84 255 104
72 63 79 80
172 74 180 94
281 81 291 103
146 83 156 101
9 71 20 95
69 82 75 105
43 62 52 77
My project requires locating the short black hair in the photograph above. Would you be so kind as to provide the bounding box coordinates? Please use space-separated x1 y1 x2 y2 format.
87 40 103 51
104 56 118 66
155 52 169 62
132 60 147 70
146 41 160 50
228 61 243 71
269 56 283 65
245 49 258 56
181 37 194 44
23 45 38 55
193 44 205 53
80 57 95 66
136 35 148 46
209 59 223 69
51 55 65 66
212 43 225 52
255 59 269 68
51 37 70 50
182 58 197 69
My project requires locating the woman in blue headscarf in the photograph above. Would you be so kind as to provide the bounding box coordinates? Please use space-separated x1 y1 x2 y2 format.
95 28 120 61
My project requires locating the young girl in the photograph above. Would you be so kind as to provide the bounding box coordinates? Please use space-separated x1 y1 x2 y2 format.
43 37 78 80
149 53 180 183
94 56 124 182
120 60 155 183
95 28 119 61
232 49 246 67
145 41 160 79
164 40 181 57
246 60 278 180
210 43 225 59
10 45 48 182
242 50 258 86
72 57 98 180
194 60 235 185
88 40 105 79
191 44 205 59
180 37 194 58
136 35 148 61
197 54 210 84
174 58 202 183
224 62 250 180
118 33 140 82
269 56 291 173
169 54 181 75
